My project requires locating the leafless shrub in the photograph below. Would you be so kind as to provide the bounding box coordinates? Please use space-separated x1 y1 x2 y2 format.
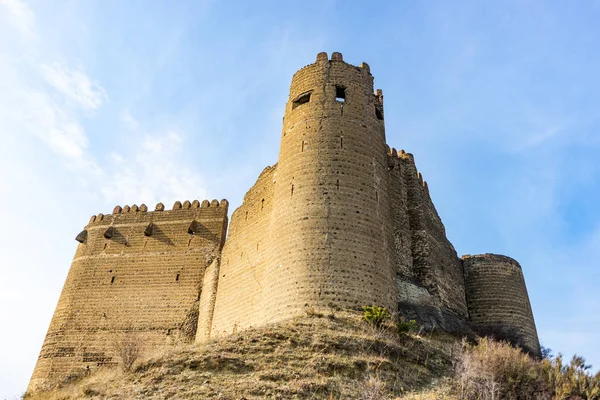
453 337 550 400
113 333 144 372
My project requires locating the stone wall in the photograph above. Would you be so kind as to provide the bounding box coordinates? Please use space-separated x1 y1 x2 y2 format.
462 254 541 357
206 166 276 338
28 200 228 391
388 149 469 330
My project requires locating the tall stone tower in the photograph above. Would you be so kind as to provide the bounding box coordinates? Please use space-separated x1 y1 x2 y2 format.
266 51 397 316
206 52 397 337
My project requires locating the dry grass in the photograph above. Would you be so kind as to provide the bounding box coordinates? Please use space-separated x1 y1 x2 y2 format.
29 312 598 399
402 337 600 400
26 311 457 399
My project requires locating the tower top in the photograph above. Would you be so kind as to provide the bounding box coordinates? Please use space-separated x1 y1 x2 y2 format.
313 51 370 73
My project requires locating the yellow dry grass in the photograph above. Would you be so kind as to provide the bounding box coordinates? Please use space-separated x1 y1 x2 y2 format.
27 312 458 399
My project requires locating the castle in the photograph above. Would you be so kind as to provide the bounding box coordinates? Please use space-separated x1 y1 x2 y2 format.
29 52 541 391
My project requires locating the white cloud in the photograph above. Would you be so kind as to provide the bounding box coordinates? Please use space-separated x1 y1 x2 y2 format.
0 0 35 37
40 62 108 110
101 130 206 207
23 90 89 158
0 7 208 396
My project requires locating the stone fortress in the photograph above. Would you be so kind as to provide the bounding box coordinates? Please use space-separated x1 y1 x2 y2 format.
29 52 541 391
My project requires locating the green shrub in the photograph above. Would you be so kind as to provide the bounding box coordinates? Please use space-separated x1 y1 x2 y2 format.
397 319 418 334
362 306 390 328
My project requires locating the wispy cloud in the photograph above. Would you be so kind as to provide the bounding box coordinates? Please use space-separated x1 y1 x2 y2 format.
23 90 90 158
40 63 108 110
102 122 206 207
0 0 35 37
120 110 139 131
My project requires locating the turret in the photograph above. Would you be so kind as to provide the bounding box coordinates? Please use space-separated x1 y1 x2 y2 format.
462 254 541 357
263 52 397 319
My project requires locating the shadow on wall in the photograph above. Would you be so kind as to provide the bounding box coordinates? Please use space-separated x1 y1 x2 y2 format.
103 227 128 246
187 220 220 244
145 223 174 246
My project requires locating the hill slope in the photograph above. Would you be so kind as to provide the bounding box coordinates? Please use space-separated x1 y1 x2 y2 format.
27 312 459 399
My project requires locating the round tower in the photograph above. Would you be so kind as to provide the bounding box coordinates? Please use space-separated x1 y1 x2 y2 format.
462 254 541 357
262 52 397 321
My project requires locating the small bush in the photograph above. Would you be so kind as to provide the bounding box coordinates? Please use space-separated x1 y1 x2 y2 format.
113 334 143 372
362 306 390 328
398 319 418 334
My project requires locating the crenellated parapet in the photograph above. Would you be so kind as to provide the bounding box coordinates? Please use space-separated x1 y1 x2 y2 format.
386 147 430 197
293 52 372 83
87 199 228 226
75 199 229 259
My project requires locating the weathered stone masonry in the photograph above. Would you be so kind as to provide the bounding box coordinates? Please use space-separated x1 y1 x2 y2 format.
29 201 228 391
29 52 541 392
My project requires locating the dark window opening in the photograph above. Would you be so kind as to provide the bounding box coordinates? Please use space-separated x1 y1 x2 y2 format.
110 276 115 284
340 136 343 149
375 107 383 120
176 274 180 282
291 184 294 197
261 199 265 210
301 140 305 152
292 92 311 110
335 86 346 102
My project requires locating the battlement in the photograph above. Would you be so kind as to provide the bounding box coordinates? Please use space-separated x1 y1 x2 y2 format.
76 199 229 255
291 51 373 85
87 199 229 226
386 147 430 196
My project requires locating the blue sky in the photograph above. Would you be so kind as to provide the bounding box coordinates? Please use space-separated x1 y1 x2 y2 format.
1 0 599 397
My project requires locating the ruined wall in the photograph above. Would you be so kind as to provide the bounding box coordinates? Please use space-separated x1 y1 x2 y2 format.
206 166 276 338
28 200 228 391
388 149 468 330
462 254 541 357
